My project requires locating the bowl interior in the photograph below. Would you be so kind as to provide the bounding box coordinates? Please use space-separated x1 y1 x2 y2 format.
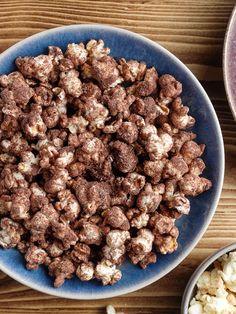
181 242 236 313
0 25 224 299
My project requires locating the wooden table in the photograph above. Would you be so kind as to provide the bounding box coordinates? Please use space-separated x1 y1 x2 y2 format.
0 0 236 313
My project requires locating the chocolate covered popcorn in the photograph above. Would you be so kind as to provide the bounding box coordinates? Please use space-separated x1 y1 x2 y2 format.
0 39 212 287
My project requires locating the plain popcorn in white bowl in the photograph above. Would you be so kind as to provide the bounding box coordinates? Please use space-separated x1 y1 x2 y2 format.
188 251 236 314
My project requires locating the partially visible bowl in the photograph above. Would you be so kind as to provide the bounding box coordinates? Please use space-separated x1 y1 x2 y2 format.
0 24 224 299
181 242 236 313
223 5 236 120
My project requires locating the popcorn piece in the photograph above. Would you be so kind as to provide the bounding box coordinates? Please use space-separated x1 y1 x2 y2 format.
128 113 145 129
81 82 101 100
55 189 80 222
181 140 205 164
171 131 196 154
91 56 123 90
188 300 204 314
189 158 206 176
166 192 190 215
42 105 60 128
1 165 28 191
74 178 111 216
52 87 67 114
154 233 178 254
48 257 75 288
25 245 48 270
46 241 63 258
122 172 145 196
18 151 39 176
103 206 130 231
30 183 49 210
149 212 174 235
79 98 109 130
117 121 138 144
41 204 59 224
170 97 195 129
67 115 88 134
65 43 88 66
102 85 135 117
67 162 86 177
0 217 23 248
79 222 102 245
86 39 110 59
111 141 138 173
34 85 53 106
203 295 236 313
77 137 108 166
37 139 59 169
103 116 123 135
21 106 47 140
0 72 34 108
71 243 91 263
25 211 50 244
89 158 113 181
95 259 122 285
106 230 130 249
0 195 12 215
143 159 166 184
197 269 226 296
1 114 19 137
52 221 78 249
178 173 212 197
139 251 157 269
132 97 166 123
102 244 125 264
128 67 158 97
162 156 189 180
2 102 23 119
59 69 82 98
128 229 154 264
0 153 16 166
48 45 64 60
76 262 94 281
54 147 74 168
10 188 31 221
1 132 30 156
159 74 182 100
131 211 149 229
16 55 53 82
118 58 146 82
140 124 173 161
44 168 70 194
137 183 163 213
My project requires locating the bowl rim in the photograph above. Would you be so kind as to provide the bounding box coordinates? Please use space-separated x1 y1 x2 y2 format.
181 242 236 313
223 4 236 120
0 24 225 300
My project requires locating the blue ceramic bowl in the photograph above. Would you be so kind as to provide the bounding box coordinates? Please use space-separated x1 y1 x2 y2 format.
0 24 224 299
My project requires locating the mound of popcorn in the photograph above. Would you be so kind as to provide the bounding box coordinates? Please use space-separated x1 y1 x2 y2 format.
0 39 212 287
189 251 236 314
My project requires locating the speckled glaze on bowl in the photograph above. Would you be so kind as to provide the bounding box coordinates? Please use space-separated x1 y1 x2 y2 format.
0 24 224 300
181 242 236 314
223 5 236 120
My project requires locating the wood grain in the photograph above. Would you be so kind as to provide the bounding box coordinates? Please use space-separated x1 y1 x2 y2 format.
0 0 235 313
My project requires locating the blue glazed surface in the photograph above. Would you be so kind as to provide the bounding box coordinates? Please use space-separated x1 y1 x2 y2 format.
0 25 224 299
